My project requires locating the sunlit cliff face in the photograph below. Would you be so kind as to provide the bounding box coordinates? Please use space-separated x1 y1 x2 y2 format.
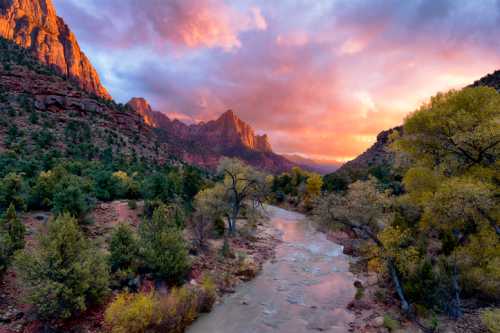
54 0 500 162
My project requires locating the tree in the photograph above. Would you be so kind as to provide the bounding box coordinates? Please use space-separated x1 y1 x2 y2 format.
109 224 140 273
1 204 25 252
305 173 323 200
52 176 91 219
0 172 28 212
393 87 500 175
0 204 25 273
314 178 411 312
389 87 500 318
14 214 109 320
212 158 267 235
139 205 190 283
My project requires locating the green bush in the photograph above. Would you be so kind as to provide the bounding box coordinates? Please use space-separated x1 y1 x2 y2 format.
139 205 190 283
52 176 91 218
0 172 28 212
109 224 140 288
0 204 24 274
481 308 500 333
14 214 109 320
383 314 400 331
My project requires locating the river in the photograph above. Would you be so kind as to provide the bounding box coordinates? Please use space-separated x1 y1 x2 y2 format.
187 206 356 333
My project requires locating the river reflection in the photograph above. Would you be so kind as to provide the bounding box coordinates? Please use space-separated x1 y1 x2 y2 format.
187 206 355 333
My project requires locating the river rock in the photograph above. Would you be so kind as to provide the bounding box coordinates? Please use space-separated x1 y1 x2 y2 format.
373 316 385 327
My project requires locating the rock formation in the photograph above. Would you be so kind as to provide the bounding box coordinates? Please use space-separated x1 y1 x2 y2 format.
126 98 294 172
0 0 111 99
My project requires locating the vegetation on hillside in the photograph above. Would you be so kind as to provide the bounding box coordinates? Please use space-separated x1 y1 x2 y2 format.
314 87 500 329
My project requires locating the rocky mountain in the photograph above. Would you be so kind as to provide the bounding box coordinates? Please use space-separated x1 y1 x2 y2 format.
333 126 402 180
0 0 110 99
0 37 169 165
470 69 500 91
127 97 294 173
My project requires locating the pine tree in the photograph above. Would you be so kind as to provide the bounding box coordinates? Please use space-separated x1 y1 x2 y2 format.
14 214 109 320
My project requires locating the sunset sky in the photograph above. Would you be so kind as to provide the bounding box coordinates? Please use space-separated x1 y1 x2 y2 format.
53 0 500 162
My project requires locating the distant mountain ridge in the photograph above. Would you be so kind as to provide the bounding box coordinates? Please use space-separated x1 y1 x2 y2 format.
281 154 340 174
0 0 111 99
127 97 295 173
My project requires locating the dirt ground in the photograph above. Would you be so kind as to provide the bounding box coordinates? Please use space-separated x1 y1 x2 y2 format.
0 202 280 333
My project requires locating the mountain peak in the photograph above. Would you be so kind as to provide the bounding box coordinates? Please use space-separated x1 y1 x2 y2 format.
0 0 111 99
219 109 237 119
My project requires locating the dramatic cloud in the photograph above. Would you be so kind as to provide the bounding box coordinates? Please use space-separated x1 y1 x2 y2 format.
54 0 500 161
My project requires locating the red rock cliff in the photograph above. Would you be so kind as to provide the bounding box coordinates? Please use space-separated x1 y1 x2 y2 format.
0 0 111 99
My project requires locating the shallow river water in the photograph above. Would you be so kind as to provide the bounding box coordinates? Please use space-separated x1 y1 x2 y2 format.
187 206 356 333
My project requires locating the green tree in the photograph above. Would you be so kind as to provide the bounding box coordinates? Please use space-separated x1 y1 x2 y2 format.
1 203 25 252
52 176 91 218
109 224 140 273
0 172 28 212
0 204 25 273
139 205 190 283
389 87 500 318
14 214 109 320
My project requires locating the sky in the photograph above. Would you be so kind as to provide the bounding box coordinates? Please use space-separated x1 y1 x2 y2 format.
53 0 500 162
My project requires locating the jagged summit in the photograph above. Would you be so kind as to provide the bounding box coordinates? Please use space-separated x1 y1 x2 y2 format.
126 97 292 172
0 0 111 99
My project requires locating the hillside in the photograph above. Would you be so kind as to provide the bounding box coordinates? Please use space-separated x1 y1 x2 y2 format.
329 69 500 184
0 37 170 165
127 97 295 173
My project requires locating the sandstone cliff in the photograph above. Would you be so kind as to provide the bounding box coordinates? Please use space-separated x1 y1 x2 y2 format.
0 0 110 99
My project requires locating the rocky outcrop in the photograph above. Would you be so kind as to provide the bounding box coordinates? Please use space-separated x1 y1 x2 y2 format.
126 98 294 173
336 126 403 174
0 0 110 99
470 69 500 92
201 110 272 153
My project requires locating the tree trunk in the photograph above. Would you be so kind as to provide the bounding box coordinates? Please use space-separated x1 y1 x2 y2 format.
449 263 463 319
388 259 410 313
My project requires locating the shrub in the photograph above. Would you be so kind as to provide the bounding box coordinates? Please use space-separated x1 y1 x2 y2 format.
14 214 109 320
0 172 28 211
0 204 25 273
109 224 140 288
105 281 216 333
383 314 400 331
139 205 190 283
481 308 500 333
198 275 216 313
52 177 91 218
105 292 157 333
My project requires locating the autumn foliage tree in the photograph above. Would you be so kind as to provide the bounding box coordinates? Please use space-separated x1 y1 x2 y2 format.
195 158 268 236
315 87 500 321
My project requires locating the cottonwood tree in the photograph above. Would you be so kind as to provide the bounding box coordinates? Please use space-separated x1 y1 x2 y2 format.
195 158 268 236
390 87 500 318
314 179 411 313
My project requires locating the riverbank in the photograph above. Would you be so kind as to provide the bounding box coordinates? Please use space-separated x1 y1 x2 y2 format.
326 229 490 333
187 206 356 333
0 201 281 333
